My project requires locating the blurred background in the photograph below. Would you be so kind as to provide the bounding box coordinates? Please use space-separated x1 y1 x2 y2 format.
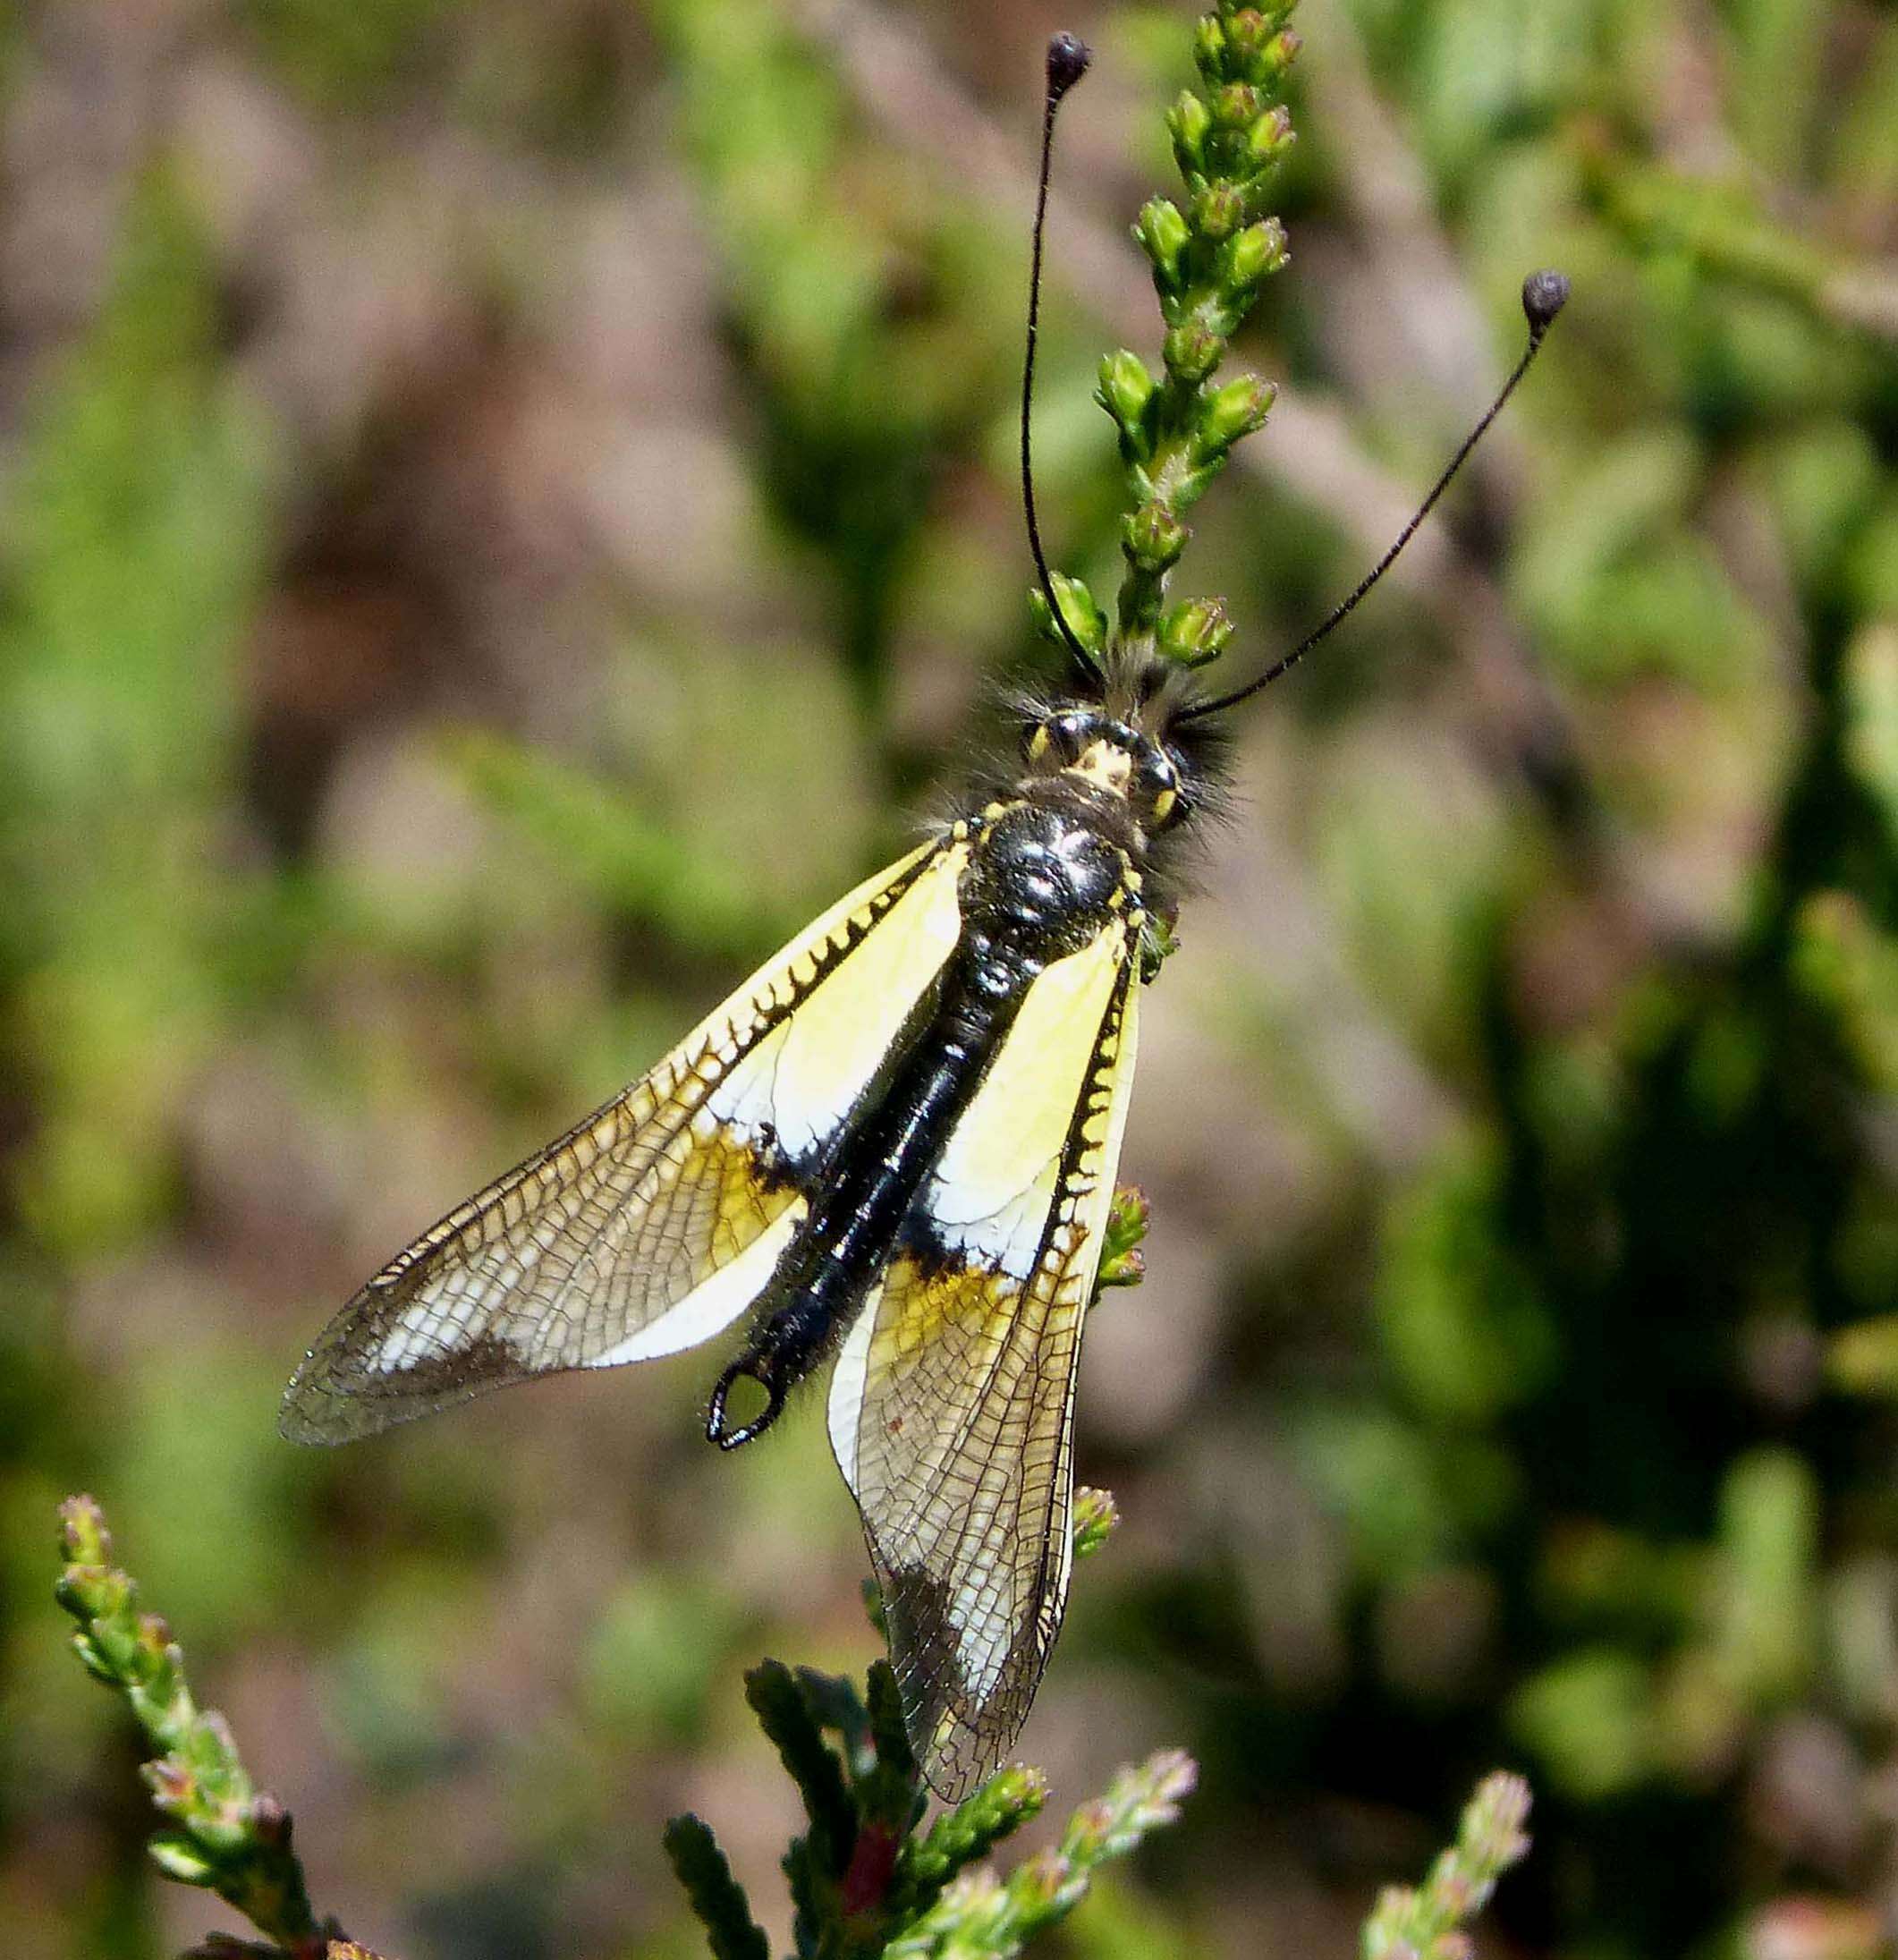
4 0 1897 1955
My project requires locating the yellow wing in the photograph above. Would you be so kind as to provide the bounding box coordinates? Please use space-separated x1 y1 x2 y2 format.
281 838 970 1444
826 915 1140 1798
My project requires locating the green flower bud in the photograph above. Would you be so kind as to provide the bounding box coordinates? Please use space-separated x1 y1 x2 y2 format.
191 1804 258 1857
1192 13 1226 82
148 1833 219 1888
980 1763 1048 1820
1011 1848 1070 1911
1065 1799 1116 1859
1166 89 1212 176
1226 6 1273 65
1191 181 1246 242
58 1494 111 1565
1072 1486 1123 1558
1134 197 1191 288
1227 9 1301 81
1249 102 1296 165
1028 574 1106 658
143 1754 194 1815
1158 597 1235 667
55 1563 129 1624
71 1633 117 1684
1211 81 1265 131
1097 349 1156 451
1245 0 1301 38
1463 1771 1533 1871
1163 318 1224 383
1224 216 1288 288
1198 373 1276 454
1172 462 1224 512
1123 502 1188 572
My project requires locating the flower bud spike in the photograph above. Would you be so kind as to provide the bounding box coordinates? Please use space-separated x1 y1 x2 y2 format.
1021 31 1099 684
1176 269 1572 721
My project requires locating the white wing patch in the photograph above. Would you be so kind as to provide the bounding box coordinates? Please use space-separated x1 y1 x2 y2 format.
919 930 1127 1277
707 848 965 1158
586 1196 809 1366
827 1277 879 1488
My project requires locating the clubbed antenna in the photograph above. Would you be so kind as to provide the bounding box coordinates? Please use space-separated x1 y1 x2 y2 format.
1021 31 1097 683
1177 270 1572 721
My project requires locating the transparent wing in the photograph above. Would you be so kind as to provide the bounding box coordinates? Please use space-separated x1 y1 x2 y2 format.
283 837 970 1444
826 920 1140 1798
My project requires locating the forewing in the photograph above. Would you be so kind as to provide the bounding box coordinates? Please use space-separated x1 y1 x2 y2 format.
282 838 970 1444
827 920 1140 1797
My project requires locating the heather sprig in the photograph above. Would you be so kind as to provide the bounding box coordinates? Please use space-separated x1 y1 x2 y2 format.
666 1655 1044 1960
55 1497 343 1960
1360 1772 1533 1960
1097 1184 1151 1290
883 1751 1198 1960
667 1641 1196 1960
1035 2 1297 673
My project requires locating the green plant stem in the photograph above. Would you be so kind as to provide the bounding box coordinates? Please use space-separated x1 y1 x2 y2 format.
55 1496 333 1960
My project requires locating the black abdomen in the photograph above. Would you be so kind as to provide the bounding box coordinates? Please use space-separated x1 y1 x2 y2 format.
705 800 1130 1447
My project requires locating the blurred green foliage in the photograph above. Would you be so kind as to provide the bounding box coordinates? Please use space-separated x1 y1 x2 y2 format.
4 0 1898 1956
0 172 274 1260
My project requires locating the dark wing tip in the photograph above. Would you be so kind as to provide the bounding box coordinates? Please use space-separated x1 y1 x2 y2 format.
277 1361 371 1446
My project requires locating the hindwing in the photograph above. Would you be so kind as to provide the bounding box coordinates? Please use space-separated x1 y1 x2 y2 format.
281 838 969 1444
827 915 1141 1797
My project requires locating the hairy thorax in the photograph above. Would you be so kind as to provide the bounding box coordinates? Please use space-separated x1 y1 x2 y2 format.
966 787 1144 971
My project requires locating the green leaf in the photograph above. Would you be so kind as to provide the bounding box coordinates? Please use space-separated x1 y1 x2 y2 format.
147 1833 219 1888
663 1814 772 1960
745 1660 857 1871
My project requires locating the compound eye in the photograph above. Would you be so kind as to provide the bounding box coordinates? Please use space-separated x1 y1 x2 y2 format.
1025 715 1088 764
1140 752 1186 828
1046 711 1092 761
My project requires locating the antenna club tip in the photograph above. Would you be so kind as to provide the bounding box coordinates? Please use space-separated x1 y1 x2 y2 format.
1046 30 1091 98
1521 268 1572 338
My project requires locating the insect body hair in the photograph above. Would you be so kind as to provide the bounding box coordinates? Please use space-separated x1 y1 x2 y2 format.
936 652 1235 919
